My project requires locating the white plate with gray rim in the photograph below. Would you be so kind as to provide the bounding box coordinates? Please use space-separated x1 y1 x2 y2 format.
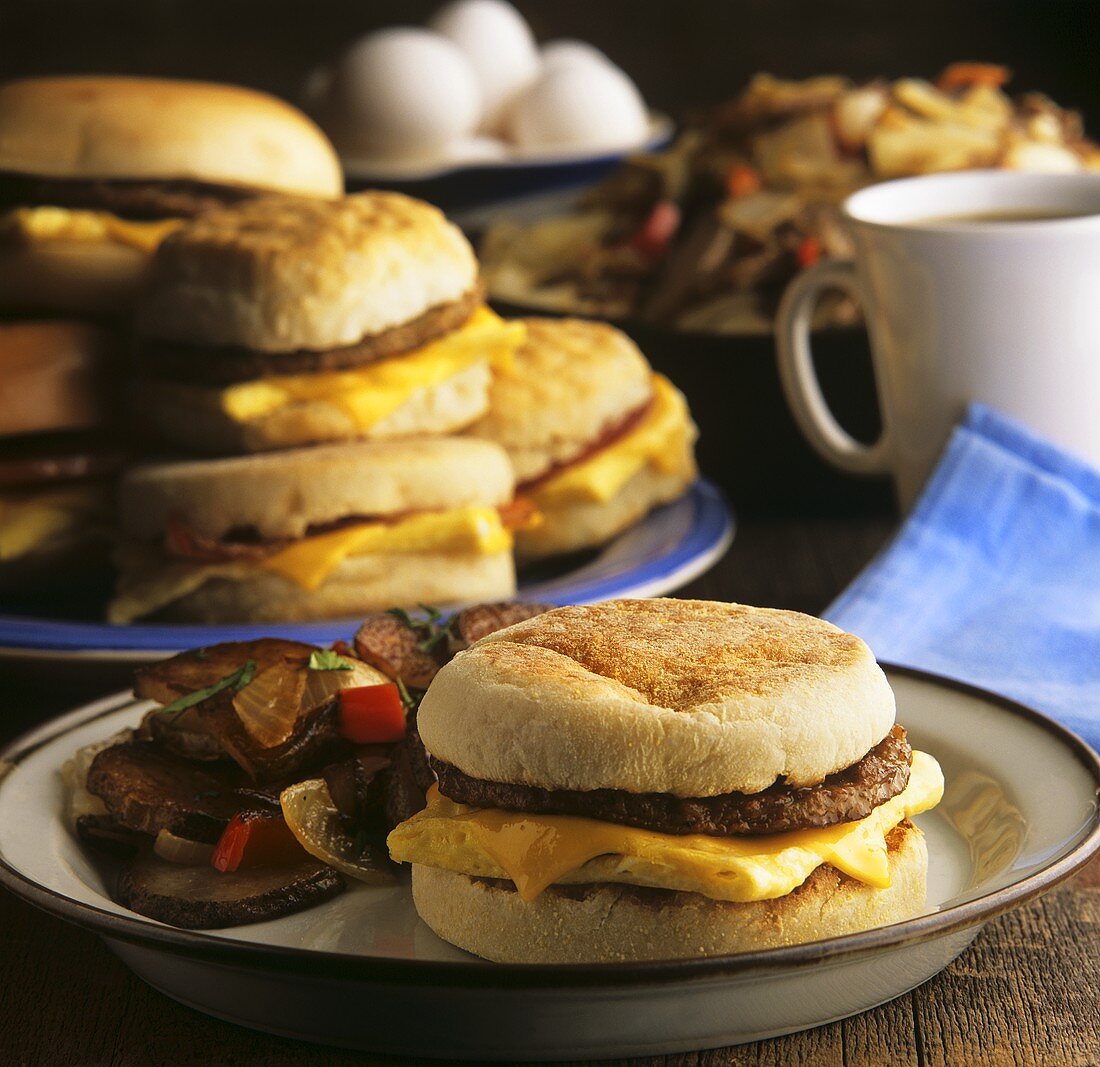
0 666 1097 1060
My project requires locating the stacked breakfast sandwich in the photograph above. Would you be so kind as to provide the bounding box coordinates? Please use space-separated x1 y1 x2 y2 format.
112 192 531 622
0 75 343 599
0 75 704 623
112 190 701 622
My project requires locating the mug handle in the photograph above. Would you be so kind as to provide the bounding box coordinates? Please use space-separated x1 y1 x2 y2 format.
775 260 892 475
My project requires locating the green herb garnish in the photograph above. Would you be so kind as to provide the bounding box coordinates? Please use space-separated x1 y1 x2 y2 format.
308 649 355 671
387 604 452 654
395 677 421 714
158 660 256 722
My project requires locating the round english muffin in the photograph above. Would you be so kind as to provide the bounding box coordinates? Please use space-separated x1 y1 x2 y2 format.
464 317 654 484
117 437 515 543
411 820 927 963
417 599 897 797
137 192 479 352
0 76 342 198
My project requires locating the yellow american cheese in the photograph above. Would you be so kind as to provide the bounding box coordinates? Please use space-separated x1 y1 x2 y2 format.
531 374 692 507
387 751 944 903
0 206 183 252
0 485 106 561
215 308 526 430
258 506 514 591
109 505 514 623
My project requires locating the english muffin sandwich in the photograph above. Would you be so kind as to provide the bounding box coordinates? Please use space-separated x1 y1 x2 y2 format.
0 76 342 316
0 322 121 593
388 599 944 963
109 438 530 623
464 318 697 560
133 192 525 454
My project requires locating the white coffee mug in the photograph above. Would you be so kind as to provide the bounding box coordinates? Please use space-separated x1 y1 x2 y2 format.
775 170 1100 509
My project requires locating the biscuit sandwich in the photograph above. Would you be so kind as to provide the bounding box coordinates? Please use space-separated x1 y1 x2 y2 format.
464 318 697 560
133 192 526 454
0 76 342 316
388 599 944 963
108 437 531 623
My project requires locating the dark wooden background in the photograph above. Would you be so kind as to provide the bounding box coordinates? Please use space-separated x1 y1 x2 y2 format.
0 0 1096 126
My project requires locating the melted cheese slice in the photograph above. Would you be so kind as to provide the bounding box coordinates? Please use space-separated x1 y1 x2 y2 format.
209 308 525 431
108 506 513 622
258 506 513 591
388 751 944 903
1 206 183 252
0 485 106 561
531 374 693 507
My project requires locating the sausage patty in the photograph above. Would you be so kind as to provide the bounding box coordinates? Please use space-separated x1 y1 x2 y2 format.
433 724 912 837
137 285 485 384
0 172 256 219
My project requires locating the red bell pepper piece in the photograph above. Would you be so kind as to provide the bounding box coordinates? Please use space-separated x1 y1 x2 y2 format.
629 199 681 260
796 235 822 269
211 812 307 872
337 683 407 744
725 163 761 199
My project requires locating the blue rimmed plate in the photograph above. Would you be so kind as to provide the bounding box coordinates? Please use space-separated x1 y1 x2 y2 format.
0 478 732 664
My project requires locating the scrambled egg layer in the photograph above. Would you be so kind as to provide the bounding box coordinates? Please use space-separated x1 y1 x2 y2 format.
0 206 183 252
531 374 693 507
109 506 515 623
164 308 526 433
388 751 944 903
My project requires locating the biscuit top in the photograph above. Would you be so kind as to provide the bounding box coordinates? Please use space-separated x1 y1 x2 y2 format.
464 318 654 483
418 599 897 797
138 192 479 352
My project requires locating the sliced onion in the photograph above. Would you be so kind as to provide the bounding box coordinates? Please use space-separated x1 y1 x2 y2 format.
153 829 216 867
280 778 395 885
299 659 389 717
232 660 306 749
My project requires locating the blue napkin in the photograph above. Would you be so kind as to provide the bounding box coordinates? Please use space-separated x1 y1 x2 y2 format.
826 404 1100 753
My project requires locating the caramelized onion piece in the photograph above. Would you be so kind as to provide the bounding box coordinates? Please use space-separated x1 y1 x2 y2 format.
154 829 216 867
232 660 307 749
300 658 390 716
281 778 396 885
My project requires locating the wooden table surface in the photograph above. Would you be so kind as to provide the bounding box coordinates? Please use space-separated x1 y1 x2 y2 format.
2 513 1097 1067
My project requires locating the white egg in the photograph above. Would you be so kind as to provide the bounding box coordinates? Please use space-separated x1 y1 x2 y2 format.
539 39 613 75
508 63 650 153
445 135 510 164
429 0 539 133
329 28 481 159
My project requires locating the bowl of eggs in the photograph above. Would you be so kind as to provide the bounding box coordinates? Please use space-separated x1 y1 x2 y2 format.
305 0 671 213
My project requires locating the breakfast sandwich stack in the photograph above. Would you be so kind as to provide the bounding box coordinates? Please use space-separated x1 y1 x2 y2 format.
112 191 531 623
0 74 345 603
